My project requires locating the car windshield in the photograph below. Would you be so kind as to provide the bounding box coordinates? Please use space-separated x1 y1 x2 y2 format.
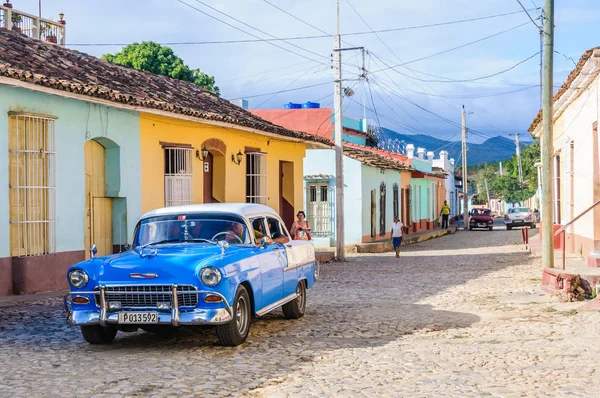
509 208 530 213
133 214 250 248
472 209 491 216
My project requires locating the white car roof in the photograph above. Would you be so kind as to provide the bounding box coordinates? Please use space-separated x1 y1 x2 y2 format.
139 203 281 221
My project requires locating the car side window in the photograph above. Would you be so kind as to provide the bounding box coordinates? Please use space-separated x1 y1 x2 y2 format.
250 217 268 244
267 217 290 240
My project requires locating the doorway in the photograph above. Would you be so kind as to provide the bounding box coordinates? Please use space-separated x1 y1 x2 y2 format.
84 140 113 258
279 161 295 230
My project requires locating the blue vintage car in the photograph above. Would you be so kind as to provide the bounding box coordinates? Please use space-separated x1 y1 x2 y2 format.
64 203 319 346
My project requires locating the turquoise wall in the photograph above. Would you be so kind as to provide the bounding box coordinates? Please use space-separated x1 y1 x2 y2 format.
411 178 434 222
411 158 433 173
361 166 401 239
0 86 142 257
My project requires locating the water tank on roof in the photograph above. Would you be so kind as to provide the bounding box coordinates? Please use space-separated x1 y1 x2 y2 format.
302 101 320 108
284 102 302 109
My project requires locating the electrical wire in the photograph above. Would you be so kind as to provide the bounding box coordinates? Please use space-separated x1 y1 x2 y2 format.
174 0 329 66
373 52 540 83
252 65 322 109
66 9 540 46
516 0 542 30
228 81 331 100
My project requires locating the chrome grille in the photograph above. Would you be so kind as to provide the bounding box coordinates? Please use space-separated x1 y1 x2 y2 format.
97 285 198 308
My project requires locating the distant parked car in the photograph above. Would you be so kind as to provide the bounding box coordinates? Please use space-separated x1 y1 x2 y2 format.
504 207 536 230
469 208 494 231
64 203 318 346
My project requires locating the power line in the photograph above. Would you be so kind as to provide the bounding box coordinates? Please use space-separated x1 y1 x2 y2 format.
174 0 329 66
516 0 542 30
407 85 539 99
374 52 540 83
252 65 321 109
189 0 330 60
67 9 541 46
228 81 331 100
261 0 330 36
370 21 530 71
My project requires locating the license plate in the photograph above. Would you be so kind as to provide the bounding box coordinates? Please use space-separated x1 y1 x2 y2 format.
514 220 522 223
118 312 158 324
478 224 485 227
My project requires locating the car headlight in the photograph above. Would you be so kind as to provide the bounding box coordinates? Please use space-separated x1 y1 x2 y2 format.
200 267 222 286
69 269 88 288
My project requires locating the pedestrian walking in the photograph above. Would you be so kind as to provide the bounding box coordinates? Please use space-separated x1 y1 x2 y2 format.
391 216 403 258
440 200 451 229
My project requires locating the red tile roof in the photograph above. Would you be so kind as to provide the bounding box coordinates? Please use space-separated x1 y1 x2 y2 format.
0 29 331 145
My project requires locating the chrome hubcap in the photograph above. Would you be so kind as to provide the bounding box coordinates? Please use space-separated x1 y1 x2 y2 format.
236 296 248 335
296 284 305 309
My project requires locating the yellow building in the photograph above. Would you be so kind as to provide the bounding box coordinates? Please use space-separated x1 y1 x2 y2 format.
139 112 327 229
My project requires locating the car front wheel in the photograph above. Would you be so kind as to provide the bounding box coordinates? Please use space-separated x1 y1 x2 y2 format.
282 281 306 320
215 285 251 346
80 325 118 344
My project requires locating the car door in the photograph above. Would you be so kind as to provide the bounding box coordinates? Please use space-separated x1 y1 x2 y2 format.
250 216 285 308
266 216 313 297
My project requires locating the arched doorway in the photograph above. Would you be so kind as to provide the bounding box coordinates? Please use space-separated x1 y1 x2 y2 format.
202 139 226 204
84 140 113 258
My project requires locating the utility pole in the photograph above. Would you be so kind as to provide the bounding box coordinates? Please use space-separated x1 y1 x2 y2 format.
499 161 503 176
484 179 491 205
39 0 42 18
462 105 469 230
541 0 555 268
333 0 345 260
510 133 524 185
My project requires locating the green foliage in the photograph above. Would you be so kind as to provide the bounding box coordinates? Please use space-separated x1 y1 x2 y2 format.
471 139 540 204
102 42 220 95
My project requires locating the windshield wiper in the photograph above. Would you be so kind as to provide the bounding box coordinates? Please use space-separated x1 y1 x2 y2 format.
137 239 181 250
184 238 216 244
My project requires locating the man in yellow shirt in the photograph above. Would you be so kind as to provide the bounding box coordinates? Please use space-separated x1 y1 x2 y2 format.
440 200 451 229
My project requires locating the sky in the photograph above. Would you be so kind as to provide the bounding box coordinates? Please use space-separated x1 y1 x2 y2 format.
13 0 600 147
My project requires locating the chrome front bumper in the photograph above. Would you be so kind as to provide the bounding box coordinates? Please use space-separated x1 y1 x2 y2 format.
64 285 233 327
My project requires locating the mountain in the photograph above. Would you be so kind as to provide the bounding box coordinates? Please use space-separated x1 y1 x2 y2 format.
379 128 531 165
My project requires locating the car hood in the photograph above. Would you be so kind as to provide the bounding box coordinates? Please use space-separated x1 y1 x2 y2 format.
83 243 249 283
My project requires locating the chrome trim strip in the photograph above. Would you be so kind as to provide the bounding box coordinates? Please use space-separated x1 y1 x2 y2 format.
283 259 315 272
99 285 107 326
171 284 180 327
255 293 297 317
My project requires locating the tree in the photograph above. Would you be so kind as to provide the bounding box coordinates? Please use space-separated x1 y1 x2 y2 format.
492 175 535 205
102 42 220 95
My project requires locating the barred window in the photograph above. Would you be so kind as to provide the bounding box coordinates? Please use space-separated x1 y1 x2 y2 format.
9 114 56 257
164 147 193 207
246 152 267 204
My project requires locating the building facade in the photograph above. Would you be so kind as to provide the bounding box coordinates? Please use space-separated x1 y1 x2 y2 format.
0 30 326 295
529 46 600 264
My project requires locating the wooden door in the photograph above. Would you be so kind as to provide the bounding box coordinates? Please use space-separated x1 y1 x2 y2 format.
93 198 113 257
203 152 216 203
84 140 112 258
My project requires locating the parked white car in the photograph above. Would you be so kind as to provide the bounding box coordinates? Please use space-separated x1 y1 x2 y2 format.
504 207 536 230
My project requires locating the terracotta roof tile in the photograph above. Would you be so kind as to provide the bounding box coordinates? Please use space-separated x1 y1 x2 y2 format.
0 29 331 145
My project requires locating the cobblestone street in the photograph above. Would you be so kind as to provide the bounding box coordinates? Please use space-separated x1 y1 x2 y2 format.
1 228 599 397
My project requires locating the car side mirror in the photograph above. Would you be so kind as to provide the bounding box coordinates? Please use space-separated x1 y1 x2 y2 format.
90 244 98 258
260 237 270 248
124 243 131 251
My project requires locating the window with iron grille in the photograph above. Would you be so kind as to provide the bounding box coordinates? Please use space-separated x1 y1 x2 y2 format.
379 182 386 236
246 152 267 204
164 147 193 207
8 114 56 257
307 183 332 237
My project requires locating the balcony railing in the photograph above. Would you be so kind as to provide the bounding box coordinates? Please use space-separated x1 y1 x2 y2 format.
1 4 65 46
554 198 600 269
